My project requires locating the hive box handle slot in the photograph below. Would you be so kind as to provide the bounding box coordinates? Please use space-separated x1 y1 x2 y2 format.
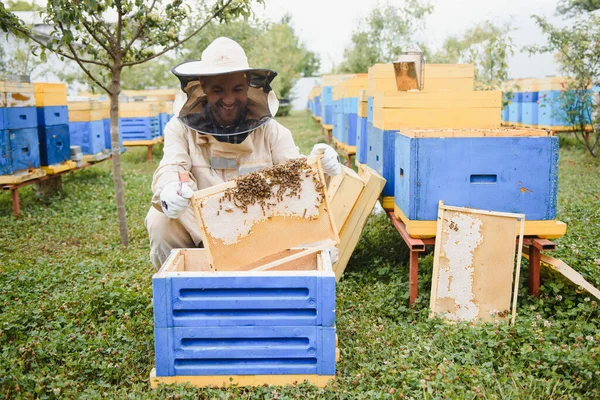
470 174 497 184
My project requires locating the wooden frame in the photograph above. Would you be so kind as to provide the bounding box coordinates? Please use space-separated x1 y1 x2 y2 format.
430 201 525 324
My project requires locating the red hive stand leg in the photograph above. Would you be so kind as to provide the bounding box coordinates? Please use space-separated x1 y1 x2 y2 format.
11 188 20 217
147 145 153 162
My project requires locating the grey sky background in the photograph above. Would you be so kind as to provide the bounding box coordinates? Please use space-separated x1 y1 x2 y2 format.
257 0 567 79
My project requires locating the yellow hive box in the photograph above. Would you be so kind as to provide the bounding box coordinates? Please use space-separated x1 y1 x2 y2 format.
119 100 159 118
159 100 174 114
341 74 368 98
0 81 36 107
322 74 355 87
123 88 178 101
368 64 475 95
374 90 501 109
373 107 501 130
314 85 322 96
34 83 68 107
96 100 110 119
68 100 105 122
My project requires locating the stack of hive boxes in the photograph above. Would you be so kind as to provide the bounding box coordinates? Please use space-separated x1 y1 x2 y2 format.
0 81 41 177
119 99 161 143
332 74 368 152
35 83 73 172
366 63 501 209
320 75 354 129
68 98 109 158
355 90 369 165
150 158 339 388
123 89 177 136
307 85 322 120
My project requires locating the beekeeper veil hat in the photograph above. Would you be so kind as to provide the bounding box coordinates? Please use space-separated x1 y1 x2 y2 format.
172 37 279 139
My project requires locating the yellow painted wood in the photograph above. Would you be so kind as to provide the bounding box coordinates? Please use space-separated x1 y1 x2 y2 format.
332 82 345 101
341 75 369 98
34 83 68 107
82 151 111 163
149 369 334 389
381 196 394 211
2 81 36 107
322 74 355 87
358 89 368 102
41 161 76 175
119 101 159 118
315 116 322 123
333 138 356 154
373 108 501 130
159 101 174 114
396 127 552 138
0 168 46 185
322 124 333 130
68 109 106 122
327 165 366 234
424 64 475 79
123 88 178 100
123 137 163 146
333 164 386 280
68 100 101 111
394 204 567 239
374 90 501 109
358 102 368 118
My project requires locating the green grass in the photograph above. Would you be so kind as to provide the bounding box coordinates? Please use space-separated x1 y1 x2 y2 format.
0 112 599 398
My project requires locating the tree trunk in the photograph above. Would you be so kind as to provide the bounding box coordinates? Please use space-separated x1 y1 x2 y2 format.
110 66 129 246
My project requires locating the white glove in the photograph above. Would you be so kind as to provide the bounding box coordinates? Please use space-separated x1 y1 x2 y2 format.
309 143 341 176
160 181 194 219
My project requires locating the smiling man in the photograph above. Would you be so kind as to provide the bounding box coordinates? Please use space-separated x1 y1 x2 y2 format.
145 37 341 270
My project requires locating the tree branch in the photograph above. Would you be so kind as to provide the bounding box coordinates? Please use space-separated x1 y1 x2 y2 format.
57 21 110 93
81 19 116 59
122 0 158 55
122 0 235 67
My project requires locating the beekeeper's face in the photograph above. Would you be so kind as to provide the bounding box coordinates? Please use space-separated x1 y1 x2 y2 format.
202 72 249 126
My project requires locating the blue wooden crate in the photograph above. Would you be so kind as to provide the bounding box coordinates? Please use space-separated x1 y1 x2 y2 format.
154 326 336 377
321 87 334 125
152 274 336 329
332 100 344 142
366 121 381 173
367 97 373 123
37 106 69 127
159 113 171 135
38 124 70 166
314 96 321 117
344 113 358 146
356 116 368 164
522 92 539 103
343 97 358 114
69 120 107 155
120 116 160 140
0 128 41 174
6 107 38 130
502 105 510 124
521 102 539 126
508 101 519 123
0 108 6 130
394 135 559 221
368 127 396 197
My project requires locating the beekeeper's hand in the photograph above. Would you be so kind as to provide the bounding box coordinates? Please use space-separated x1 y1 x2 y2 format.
310 143 341 176
160 181 194 219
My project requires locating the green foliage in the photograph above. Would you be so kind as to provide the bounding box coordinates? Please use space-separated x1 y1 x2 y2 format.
0 112 599 398
5 0 41 12
430 20 515 90
338 0 433 73
528 14 600 157
557 0 600 15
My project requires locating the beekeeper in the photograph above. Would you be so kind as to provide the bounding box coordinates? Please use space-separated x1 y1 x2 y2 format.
145 37 341 270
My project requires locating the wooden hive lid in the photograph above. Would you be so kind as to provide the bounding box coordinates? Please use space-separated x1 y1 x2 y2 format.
190 157 339 271
0 81 35 93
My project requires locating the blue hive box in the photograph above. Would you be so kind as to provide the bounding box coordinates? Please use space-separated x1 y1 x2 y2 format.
38 124 70 166
0 128 41 175
152 248 337 380
367 126 395 197
314 96 322 118
37 106 69 127
5 107 38 130
394 133 559 222
69 120 107 155
321 87 334 126
120 116 160 141
356 116 368 164
333 99 344 142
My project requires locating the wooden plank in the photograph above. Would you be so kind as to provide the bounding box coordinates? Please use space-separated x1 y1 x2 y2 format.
394 204 567 239
0 168 46 185
332 164 386 280
191 157 339 271
523 248 600 301
123 137 162 146
374 90 501 109
82 151 111 163
373 107 501 130
327 165 366 234
430 201 524 324
395 127 552 138
41 161 76 175
358 102 368 118
381 196 394 211
149 368 334 388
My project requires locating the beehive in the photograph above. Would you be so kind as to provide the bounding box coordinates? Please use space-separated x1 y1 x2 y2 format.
118 100 159 118
320 74 354 127
152 157 340 387
34 83 67 107
393 128 566 239
356 90 369 164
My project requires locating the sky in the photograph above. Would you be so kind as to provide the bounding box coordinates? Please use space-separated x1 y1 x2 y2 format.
256 0 567 79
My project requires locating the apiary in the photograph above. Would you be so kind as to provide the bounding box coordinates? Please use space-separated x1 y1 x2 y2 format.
151 157 340 388
393 128 566 239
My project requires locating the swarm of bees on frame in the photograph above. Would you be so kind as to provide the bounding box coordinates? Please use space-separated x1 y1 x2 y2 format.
214 158 325 217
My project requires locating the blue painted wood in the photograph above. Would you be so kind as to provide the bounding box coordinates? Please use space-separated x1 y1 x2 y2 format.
522 92 539 103
367 126 397 196
69 120 107 155
367 97 373 123
36 106 69 127
0 108 6 130
120 116 161 140
356 116 368 164
513 92 524 102
314 96 321 117
343 98 358 114
0 128 41 174
502 105 509 124
366 120 380 173
154 326 336 376
521 102 539 126
394 135 559 221
6 107 38 129
344 113 358 146
322 105 334 126
332 99 344 142
508 101 519 123
38 124 70 166
152 274 336 329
